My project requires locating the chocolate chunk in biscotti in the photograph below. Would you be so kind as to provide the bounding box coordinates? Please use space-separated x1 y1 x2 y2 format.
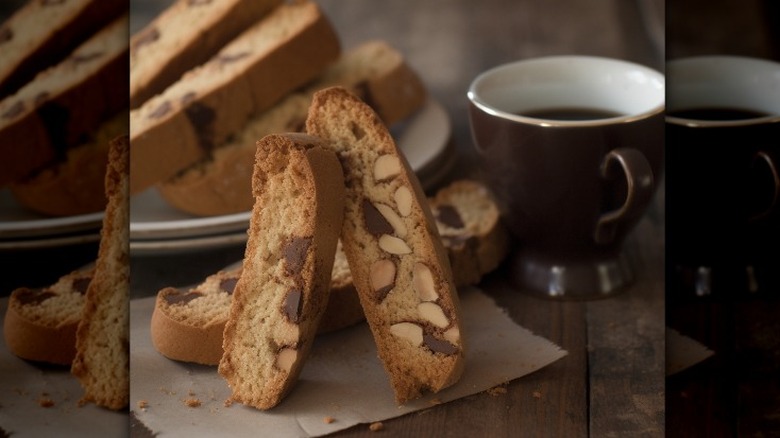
218 133 345 410
305 86 465 405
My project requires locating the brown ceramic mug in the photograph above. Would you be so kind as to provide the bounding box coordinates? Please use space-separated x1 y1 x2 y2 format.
467 56 664 299
666 56 780 298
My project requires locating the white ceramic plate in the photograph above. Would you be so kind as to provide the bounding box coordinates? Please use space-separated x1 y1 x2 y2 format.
129 98 453 243
0 189 104 240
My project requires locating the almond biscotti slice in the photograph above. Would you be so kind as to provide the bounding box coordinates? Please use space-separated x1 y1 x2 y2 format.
306 86 465 404
151 243 363 366
129 1 340 194
156 40 426 216
218 133 345 410
71 135 130 411
130 0 282 108
3 267 94 366
0 14 129 187
10 110 128 216
0 0 125 99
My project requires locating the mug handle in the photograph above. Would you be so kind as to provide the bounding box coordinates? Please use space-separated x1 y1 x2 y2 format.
594 148 655 245
749 150 780 221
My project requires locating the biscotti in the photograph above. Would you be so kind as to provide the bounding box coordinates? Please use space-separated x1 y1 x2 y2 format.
430 180 510 286
71 135 130 411
157 40 427 216
10 111 128 216
151 244 362 366
218 133 345 409
130 0 282 109
0 14 129 187
3 267 94 366
129 1 340 194
306 86 465 404
0 0 125 99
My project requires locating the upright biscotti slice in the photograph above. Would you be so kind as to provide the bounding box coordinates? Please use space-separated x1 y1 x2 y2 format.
157 40 427 216
430 180 510 286
3 268 94 366
306 87 465 404
129 1 340 194
218 133 345 410
0 14 129 187
130 0 282 108
71 135 130 411
151 244 363 366
0 0 125 99
10 110 128 216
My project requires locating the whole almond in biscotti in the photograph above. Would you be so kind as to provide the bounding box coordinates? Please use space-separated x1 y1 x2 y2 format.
218 133 345 410
305 86 465 405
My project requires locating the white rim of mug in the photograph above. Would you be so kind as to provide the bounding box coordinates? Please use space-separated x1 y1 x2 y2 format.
666 55 780 128
467 55 666 128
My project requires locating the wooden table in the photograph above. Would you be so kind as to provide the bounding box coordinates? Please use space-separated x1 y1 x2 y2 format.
127 0 667 436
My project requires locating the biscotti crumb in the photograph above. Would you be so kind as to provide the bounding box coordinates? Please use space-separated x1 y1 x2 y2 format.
137 400 149 410
184 398 201 408
224 398 233 407
323 416 336 424
429 398 442 406
532 390 542 399
38 397 55 408
487 385 508 396
369 422 384 432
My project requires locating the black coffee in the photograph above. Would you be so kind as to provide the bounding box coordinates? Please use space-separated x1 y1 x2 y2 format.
520 107 624 121
668 107 770 121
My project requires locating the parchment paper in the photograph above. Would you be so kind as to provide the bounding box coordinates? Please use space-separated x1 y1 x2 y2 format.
131 286 567 437
0 298 127 437
666 327 714 376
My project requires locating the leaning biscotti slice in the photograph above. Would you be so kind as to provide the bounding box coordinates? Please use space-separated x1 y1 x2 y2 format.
156 40 427 216
71 135 130 411
0 14 129 187
218 133 345 410
130 0 282 108
151 244 363 366
306 86 465 404
129 1 340 194
10 110 128 217
3 268 94 366
430 180 510 287
0 0 125 99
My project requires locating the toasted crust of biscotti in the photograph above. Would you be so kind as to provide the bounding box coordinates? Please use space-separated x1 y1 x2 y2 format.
3 268 94 366
0 0 125 99
129 1 340 194
305 86 465 404
130 0 282 108
9 111 128 216
218 133 345 410
156 40 427 216
0 14 129 187
71 135 130 411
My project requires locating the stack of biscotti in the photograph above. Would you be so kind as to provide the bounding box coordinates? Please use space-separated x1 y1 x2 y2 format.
149 180 507 367
3 267 94 366
71 135 130 411
156 40 428 216
306 86 465 405
0 8 129 190
129 0 340 194
0 0 125 99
